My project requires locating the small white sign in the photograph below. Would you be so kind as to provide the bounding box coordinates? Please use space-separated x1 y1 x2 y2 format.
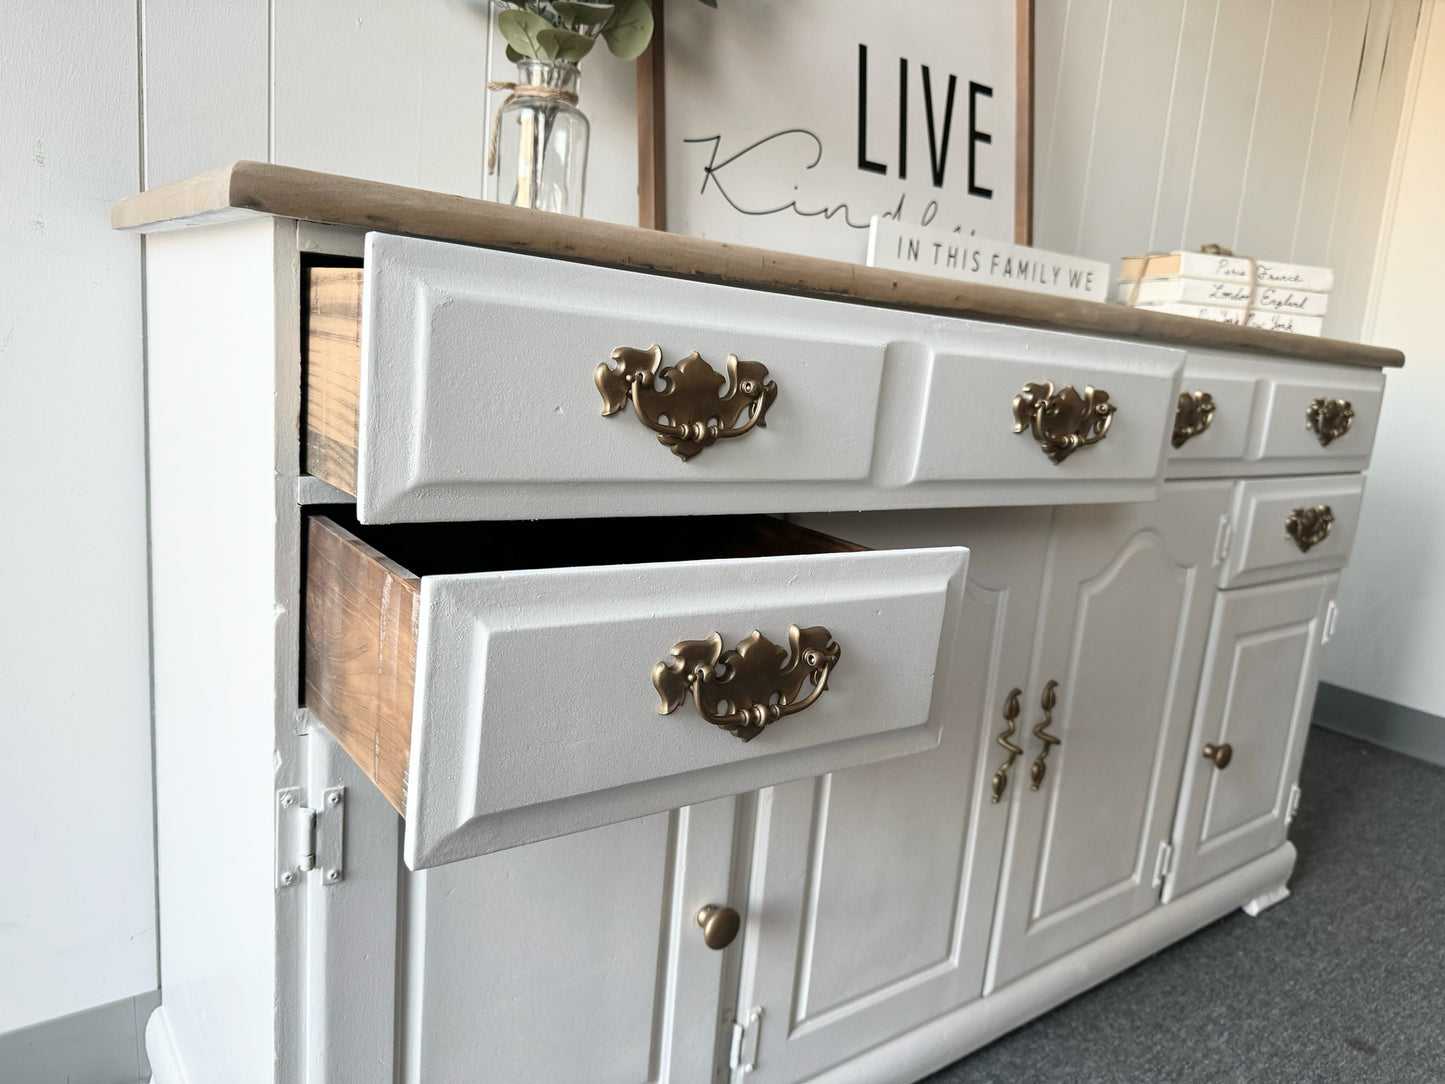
867 217 1109 302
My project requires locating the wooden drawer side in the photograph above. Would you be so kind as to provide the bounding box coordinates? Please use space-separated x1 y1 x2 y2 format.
305 515 416 814
305 267 363 495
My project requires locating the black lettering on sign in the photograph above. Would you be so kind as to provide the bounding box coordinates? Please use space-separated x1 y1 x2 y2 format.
857 45 886 175
968 82 993 198
921 65 958 188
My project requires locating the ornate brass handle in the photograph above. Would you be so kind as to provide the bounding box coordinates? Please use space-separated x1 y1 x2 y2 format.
696 905 741 950
1202 742 1233 769
1172 391 1216 448
653 625 839 742
1286 505 1335 553
595 344 778 461
990 688 1024 803
1030 679 1061 789
1306 397 1354 446
1013 382 1116 464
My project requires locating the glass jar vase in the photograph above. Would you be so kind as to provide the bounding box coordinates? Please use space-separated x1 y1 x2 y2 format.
491 58 590 216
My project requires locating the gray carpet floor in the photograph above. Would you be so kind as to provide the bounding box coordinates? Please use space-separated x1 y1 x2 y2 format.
921 727 1445 1083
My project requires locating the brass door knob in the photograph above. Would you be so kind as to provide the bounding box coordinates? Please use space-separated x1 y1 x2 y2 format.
1203 742 1233 769
696 905 741 950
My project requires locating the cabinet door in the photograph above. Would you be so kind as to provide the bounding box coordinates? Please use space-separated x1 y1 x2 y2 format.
986 482 1233 991
732 509 1051 1083
1164 575 1337 902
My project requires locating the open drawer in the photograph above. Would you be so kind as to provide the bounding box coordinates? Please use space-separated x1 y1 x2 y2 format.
304 513 967 868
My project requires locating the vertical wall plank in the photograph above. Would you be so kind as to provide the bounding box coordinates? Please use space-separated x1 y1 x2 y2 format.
1325 0 1421 338
1073 0 1188 259
1030 0 1071 208
1292 1 1372 267
141 1 270 187
0 0 157 1033
1179 0 1273 249
1033 0 1111 253
1147 0 1219 250
1233 0 1331 258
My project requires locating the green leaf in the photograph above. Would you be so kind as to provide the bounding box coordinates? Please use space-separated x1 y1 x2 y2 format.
601 0 653 60
505 43 524 63
537 26 597 61
693 0 718 6
497 9 552 58
552 1 614 28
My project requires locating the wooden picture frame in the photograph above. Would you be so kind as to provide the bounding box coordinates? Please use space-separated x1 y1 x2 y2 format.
637 0 1033 247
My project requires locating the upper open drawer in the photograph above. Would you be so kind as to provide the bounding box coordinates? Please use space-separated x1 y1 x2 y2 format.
305 234 1183 522
304 513 967 869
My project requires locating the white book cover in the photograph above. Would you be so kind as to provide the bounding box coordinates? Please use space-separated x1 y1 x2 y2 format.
1119 251 1334 292
1113 278 1329 315
868 217 1109 301
1134 302 1324 337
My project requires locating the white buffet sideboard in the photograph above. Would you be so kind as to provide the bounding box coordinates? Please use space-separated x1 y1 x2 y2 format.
115 163 1400 1084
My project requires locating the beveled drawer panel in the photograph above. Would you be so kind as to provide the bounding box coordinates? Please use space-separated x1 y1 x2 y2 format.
1219 474 1364 588
304 513 966 869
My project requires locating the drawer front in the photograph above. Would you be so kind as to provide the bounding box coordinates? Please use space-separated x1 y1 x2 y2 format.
358 233 888 521
909 327 1180 488
1165 356 1256 469
305 517 967 869
1253 364 1384 468
1220 474 1364 588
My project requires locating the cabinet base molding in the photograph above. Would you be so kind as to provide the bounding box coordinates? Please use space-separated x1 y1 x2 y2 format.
808 843 1296 1084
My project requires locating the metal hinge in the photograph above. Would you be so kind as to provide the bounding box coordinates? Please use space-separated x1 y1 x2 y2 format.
1152 840 1175 891
729 1007 762 1075
1322 600 1339 644
1286 783 1303 825
275 785 345 888
1213 515 1233 567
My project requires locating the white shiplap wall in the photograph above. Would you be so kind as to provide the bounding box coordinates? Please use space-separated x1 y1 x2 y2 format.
0 0 1422 1039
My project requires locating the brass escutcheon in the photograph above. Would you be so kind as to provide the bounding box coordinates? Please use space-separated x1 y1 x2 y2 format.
1172 390 1216 448
1030 680 1062 790
1286 505 1335 553
990 688 1025 803
1306 397 1354 446
653 625 839 742
595 344 777 460
1013 381 1116 464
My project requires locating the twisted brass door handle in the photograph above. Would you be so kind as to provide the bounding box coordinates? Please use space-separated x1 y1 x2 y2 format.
1030 680 1061 789
1013 382 1116 464
1286 505 1335 553
596 344 777 460
1172 390 1216 448
990 688 1024 803
653 625 839 742
1306 397 1353 446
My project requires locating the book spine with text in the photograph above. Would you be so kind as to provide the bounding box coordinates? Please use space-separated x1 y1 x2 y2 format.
1133 302 1324 337
1113 278 1329 315
1120 251 1334 292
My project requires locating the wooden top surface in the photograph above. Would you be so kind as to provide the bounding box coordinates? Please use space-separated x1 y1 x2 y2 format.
114 161 1403 370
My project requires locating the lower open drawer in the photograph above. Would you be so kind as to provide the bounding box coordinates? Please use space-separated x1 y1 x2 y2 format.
304 513 967 868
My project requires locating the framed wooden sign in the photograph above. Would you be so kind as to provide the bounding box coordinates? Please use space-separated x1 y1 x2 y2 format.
638 0 1032 259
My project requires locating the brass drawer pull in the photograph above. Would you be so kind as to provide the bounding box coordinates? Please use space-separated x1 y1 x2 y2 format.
654 625 840 742
1030 679 1061 789
1306 397 1354 446
1286 505 1335 553
1202 742 1233 769
1172 391 1216 448
596 344 778 461
1013 382 1116 464
990 688 1024 803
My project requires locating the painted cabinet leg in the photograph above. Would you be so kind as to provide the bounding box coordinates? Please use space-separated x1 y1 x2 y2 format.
1242 883 1292 916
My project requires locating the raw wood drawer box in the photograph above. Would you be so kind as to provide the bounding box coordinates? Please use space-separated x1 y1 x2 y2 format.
304 511 968 868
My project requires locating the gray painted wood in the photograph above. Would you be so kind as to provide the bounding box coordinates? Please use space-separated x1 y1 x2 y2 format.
0 991 159 1084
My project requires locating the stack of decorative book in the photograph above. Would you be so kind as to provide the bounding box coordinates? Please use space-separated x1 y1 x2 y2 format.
1115 251 1332 336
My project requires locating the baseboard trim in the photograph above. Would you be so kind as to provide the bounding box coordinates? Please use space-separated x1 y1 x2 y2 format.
0 990 160 1084
1313 683 1445 767
808 843 1296 1084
